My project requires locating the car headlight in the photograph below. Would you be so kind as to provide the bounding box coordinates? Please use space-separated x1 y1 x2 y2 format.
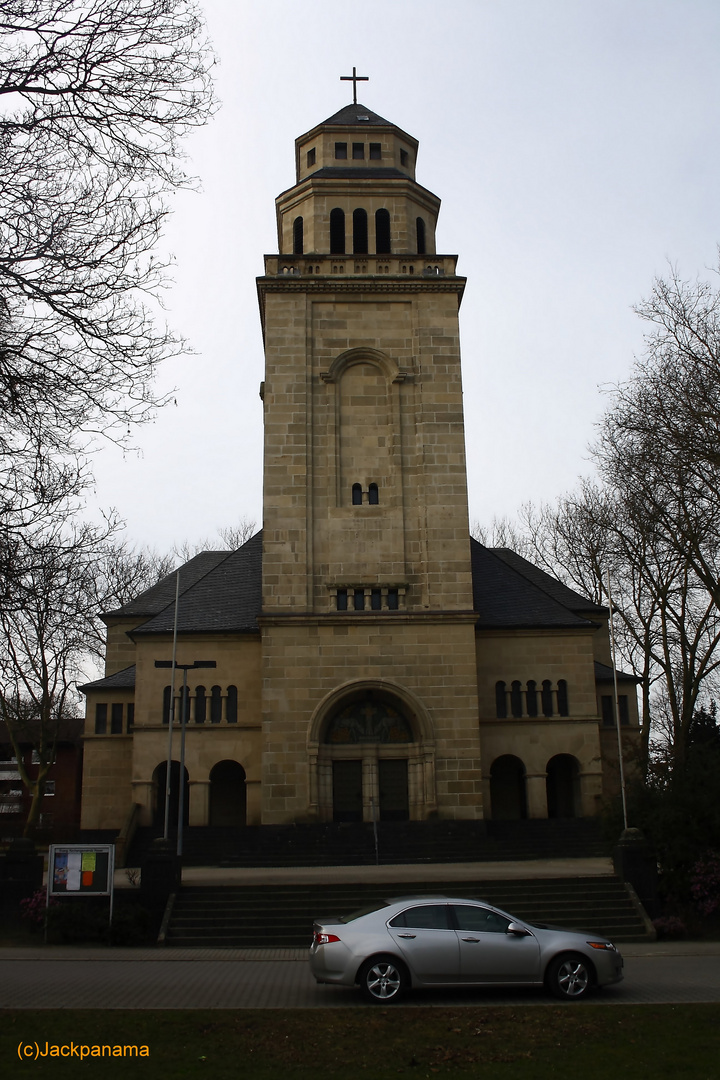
587 941 616 951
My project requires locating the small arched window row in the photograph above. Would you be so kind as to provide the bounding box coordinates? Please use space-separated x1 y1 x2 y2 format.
162 684 239 725
351 482 379 505
495 679 569 719
329 207 393 256
334 586 403 612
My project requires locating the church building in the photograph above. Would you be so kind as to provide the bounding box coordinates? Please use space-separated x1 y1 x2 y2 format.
80 97 638 834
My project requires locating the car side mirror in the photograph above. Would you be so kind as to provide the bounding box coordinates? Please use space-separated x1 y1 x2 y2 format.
506 922 531 936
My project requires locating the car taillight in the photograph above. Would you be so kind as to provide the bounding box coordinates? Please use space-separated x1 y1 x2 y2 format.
314 931 341 945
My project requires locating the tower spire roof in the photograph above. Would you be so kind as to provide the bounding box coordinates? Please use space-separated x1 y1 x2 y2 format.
320 103 392 127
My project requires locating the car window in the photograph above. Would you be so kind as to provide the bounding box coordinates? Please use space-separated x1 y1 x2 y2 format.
388 904 451 930
341 902 390 923
452 905 511 934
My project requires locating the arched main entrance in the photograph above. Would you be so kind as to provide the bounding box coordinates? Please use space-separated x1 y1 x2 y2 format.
209 760 247 827
546 754 580 818
152 761 189 830
311 682 435 822
489 755 527 820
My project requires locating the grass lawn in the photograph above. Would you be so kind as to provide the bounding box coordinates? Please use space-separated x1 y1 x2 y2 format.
2 1005 718 1079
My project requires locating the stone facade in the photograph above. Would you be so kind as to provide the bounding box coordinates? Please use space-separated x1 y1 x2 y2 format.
80 102 639 834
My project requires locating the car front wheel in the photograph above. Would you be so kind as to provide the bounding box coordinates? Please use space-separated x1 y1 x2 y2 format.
545 953 593 1000
359 956 408 1003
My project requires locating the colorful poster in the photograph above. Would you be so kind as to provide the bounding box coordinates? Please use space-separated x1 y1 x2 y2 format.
81 871 94 887
67 851 82 871
53 851 68 886
66 869 81 890
81 852 96 871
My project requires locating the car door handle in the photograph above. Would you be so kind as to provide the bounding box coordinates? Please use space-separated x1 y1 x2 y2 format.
461 937 480 943
397 933 416 939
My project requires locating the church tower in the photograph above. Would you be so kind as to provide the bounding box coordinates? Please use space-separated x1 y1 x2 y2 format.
257 97 484 824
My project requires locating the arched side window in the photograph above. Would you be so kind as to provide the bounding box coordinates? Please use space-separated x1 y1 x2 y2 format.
226 685 238 724
416 217 426 255
510 680 523 718
353 208 368 254
162 686 171 725
330 208 345 254
352 483 363 505
495 681 507 719
541 680 554 717
368 482 379 505
557 680 569 716
375 208 391 254
210 685 222 724
526 680 538 717
195 685 206 724
293 216 303 255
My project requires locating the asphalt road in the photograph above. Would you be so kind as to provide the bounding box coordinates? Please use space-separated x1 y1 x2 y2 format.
0 945 718 1008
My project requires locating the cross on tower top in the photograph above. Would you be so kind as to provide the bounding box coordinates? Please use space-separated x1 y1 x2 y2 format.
340 67 369 105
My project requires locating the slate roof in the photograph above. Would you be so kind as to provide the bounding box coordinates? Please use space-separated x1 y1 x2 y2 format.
100 530 603 640
594 660 640 683
307 166 409 181
79 665 137 693
321 104 393 127
470 539 597 629
103 550 229 620
491 547 608 617
131 531 263 637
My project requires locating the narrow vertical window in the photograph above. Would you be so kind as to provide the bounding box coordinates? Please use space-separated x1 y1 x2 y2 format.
526 680 538 717
368 482 379 504
306 147 316 167
510 680 523 718
178 685 190 723
541 680 554 717
375 209 391 254
335 142 347 159
353 589 365 611
227 686 238 724
293 216 303 255
95 703 107 735
601 696 614 727
195 685 206 724
330 208 345 254
210 685 222 724
387 588 399 610
369 142 382 160
557 680 569 717
352 483 362 505
110 703 123 734
416 217 426 254
162 686 171 725
353 208 368 254
400 149 409 167
336 589 348 611
619 696 629 725
371 589 382 610
352 142 364 159
495 681 507 719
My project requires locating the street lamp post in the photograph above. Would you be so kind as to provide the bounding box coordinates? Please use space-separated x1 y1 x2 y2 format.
154 659 217 858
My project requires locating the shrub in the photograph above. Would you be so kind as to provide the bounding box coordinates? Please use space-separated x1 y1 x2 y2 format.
19 889 58 926
690 851 720 917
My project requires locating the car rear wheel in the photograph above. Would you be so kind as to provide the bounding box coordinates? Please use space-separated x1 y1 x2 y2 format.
545 953 593 1000
359 956 408 1003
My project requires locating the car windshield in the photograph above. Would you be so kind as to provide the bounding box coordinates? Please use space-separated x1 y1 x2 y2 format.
340 902 390 923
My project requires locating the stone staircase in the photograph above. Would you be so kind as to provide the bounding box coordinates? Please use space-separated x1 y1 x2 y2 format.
163 874 651 948
130 818 610 868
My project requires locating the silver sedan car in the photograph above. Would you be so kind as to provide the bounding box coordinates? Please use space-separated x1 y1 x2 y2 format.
310 896 623 1002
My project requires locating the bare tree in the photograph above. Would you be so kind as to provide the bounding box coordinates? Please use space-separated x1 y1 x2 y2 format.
172 517 258 563
0 0 216 572
0 521 113 835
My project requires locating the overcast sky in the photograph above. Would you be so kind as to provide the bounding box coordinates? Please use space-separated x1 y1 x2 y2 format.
88 0 720 553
